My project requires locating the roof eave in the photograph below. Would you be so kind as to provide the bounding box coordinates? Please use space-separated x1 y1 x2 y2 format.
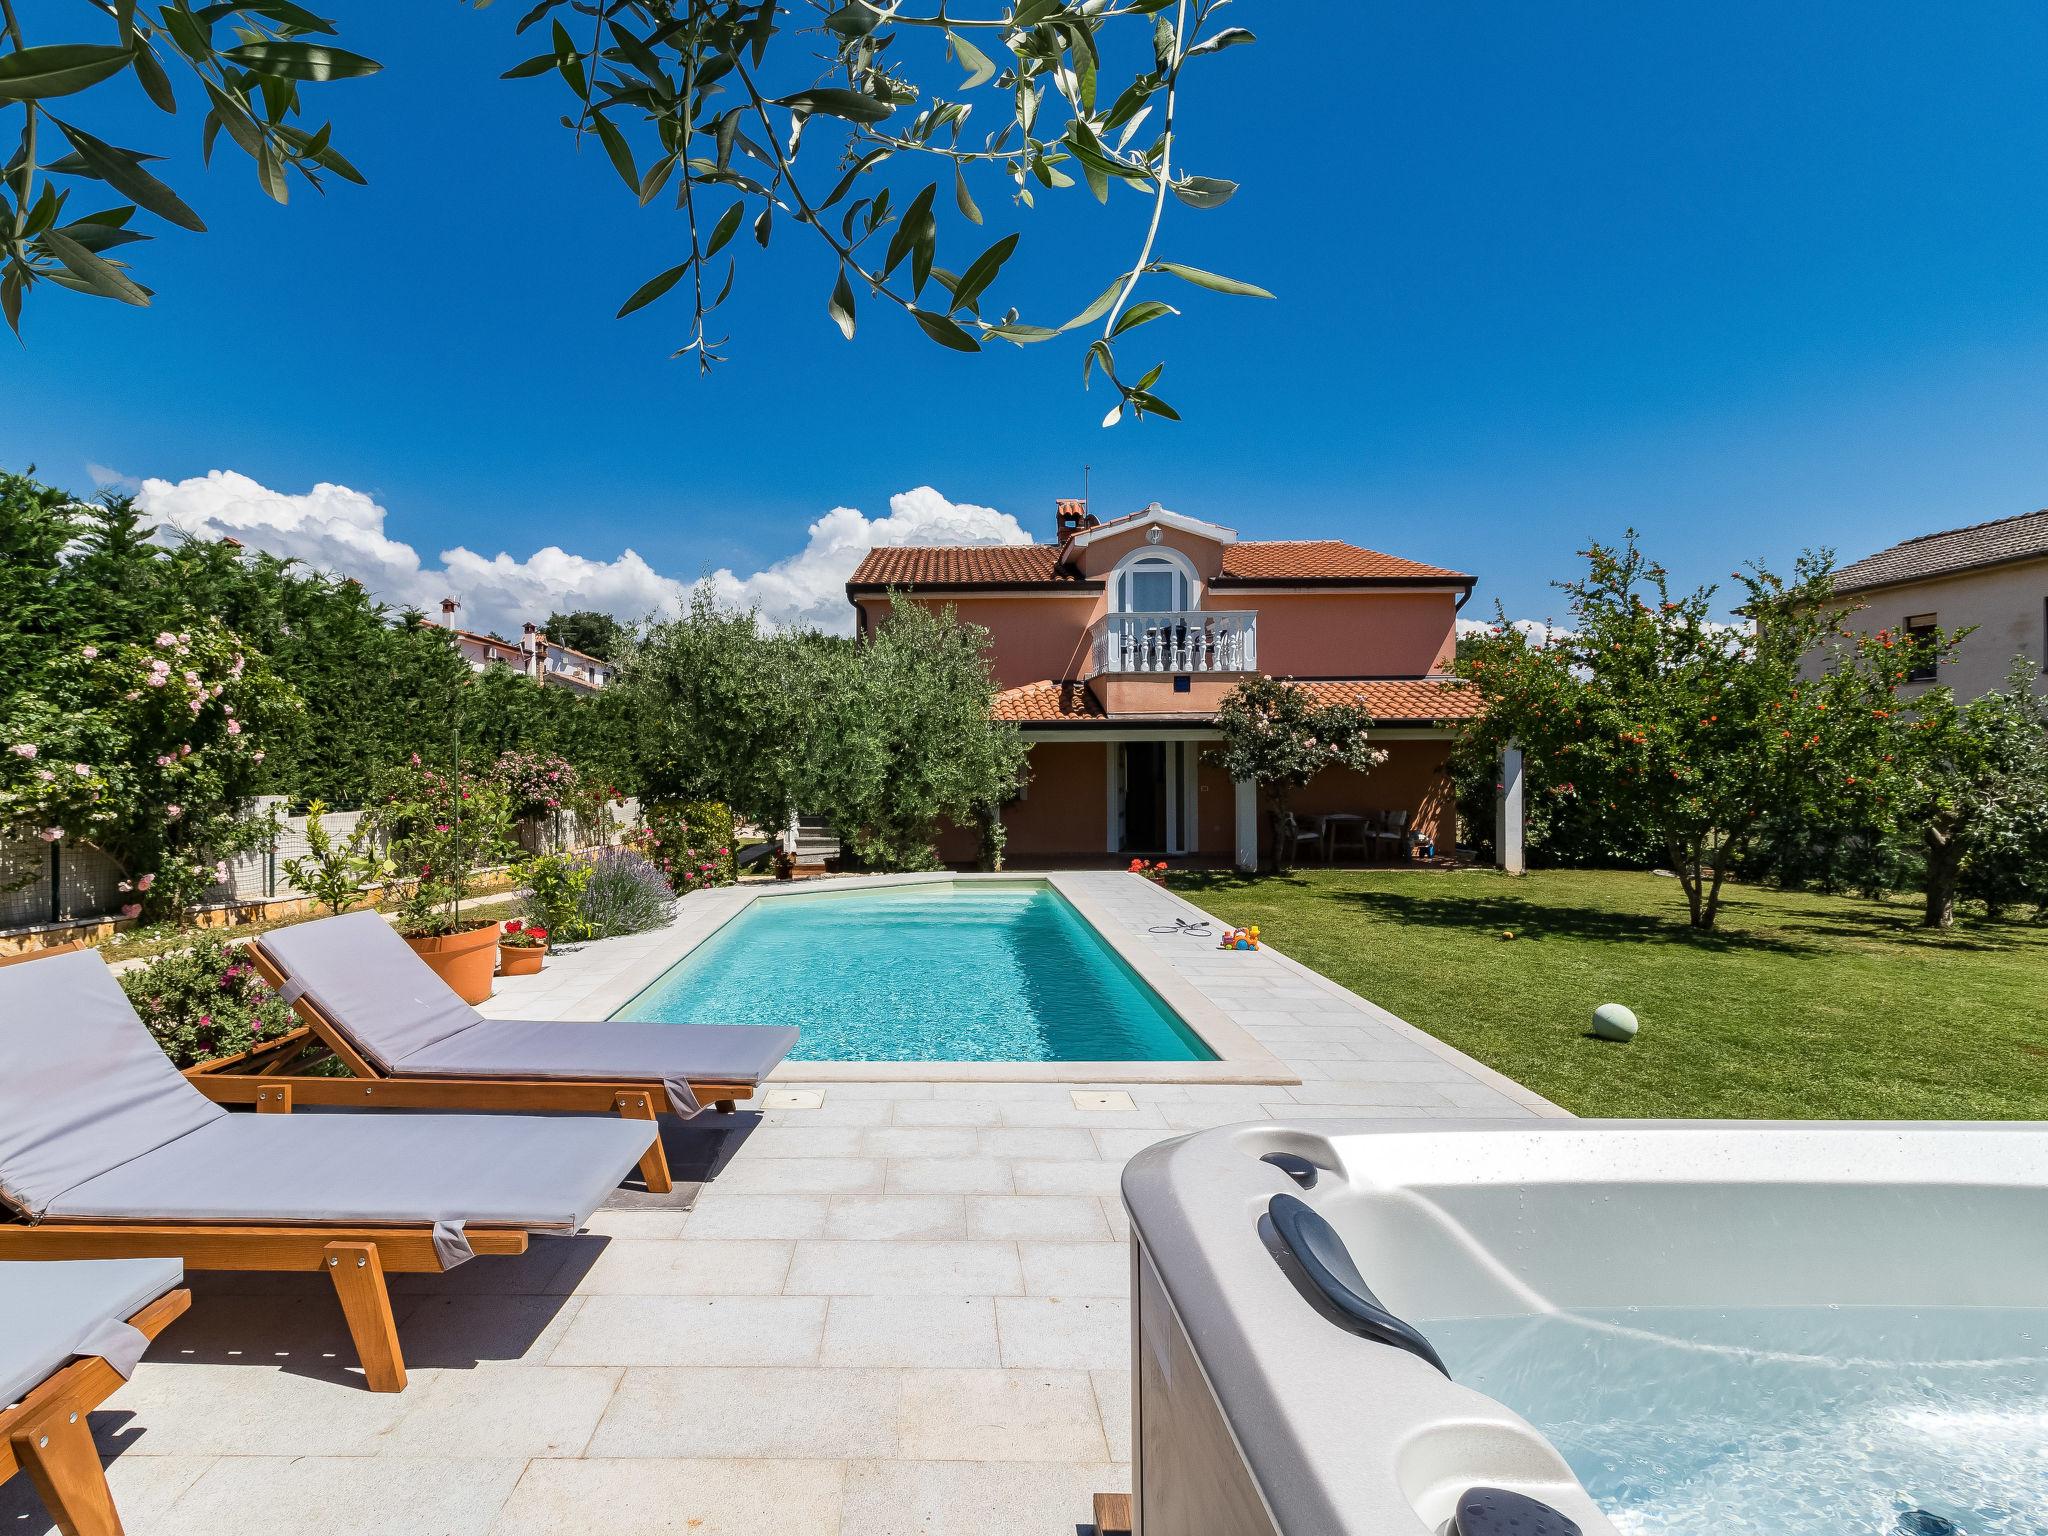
1209 573 1475 590
847 579 1103 596
1833 547 2048 598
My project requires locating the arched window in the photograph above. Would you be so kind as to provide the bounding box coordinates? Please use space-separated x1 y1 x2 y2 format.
1113 549 1196 613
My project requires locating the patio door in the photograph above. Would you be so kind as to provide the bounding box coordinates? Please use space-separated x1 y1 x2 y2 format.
1112 742 1196 856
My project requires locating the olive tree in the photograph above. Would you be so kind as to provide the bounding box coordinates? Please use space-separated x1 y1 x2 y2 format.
1 0 1268 420
803 593 1026 869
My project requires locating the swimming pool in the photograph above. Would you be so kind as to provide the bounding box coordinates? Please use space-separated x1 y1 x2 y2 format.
617 880 1216 1062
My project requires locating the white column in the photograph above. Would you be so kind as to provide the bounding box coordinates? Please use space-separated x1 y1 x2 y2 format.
1496 743 1525 875
1233 777 1258 872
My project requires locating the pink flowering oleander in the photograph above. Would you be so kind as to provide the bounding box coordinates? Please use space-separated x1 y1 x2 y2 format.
165 805 183 820
35 769 53 782
81 645 98 659
72 763 91 776
120 903 141 919
227 721 242 735
8 743 33 757
252 751 265 762
155 632 177 647
187 699 203 712
146 675 167 687
156 755 173 767
136 873 154 891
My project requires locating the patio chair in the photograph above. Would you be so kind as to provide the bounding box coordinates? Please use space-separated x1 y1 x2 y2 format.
0 948 657 1393
189 912 798 1196
1287 814 1329 866
2 1258 189 1536
1371 810 1411 861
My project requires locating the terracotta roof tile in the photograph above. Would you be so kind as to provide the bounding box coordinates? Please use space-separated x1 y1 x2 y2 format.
849 539 1470 590
1832 509 2048 595
1214 541 1471 584
849 545 1078 588
991 680 1104 721
991 677 1480 725
1294 678 1484 721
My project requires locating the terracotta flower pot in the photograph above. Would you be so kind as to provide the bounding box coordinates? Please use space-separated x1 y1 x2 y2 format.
498 942 546 976
403 922 501 1004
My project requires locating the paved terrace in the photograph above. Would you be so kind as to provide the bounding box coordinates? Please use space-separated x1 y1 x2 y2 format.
6 873 1558 1536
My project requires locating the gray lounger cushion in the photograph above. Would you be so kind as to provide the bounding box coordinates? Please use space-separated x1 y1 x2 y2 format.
0 950 226 1220
259 911 483 1072
1 946 656 1237
0 1257 182 1407
260 911 798 1089
43 1113 654 1235
400 1018 800 1089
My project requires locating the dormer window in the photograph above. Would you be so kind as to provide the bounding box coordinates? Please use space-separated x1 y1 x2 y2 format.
1115 550 1195 613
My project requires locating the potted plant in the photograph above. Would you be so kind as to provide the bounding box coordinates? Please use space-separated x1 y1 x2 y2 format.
371 753 514 1004
497 918 548 975
1127 857 1169 885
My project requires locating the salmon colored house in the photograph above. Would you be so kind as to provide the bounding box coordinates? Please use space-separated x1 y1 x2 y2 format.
846 500 1483 870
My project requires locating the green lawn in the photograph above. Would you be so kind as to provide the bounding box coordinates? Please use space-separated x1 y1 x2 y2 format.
1173 867 2048 1120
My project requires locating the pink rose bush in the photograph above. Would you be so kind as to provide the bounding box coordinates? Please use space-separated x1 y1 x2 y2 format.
1 618 284 920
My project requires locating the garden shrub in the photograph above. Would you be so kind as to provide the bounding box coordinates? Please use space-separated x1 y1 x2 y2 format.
118 932 297 1068
522 851 594 942
575 847 675 938
633 799 736 891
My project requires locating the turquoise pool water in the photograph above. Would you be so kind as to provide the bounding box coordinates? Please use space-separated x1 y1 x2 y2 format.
617 881 1214 1062
1430 1305 2048 1535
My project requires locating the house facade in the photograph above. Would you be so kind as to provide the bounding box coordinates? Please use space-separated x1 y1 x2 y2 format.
846 500 1482 869
435 600 615 693
1813 509 2048 700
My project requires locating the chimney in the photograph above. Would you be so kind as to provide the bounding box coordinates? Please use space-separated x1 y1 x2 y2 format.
439 596 459 627
522 622 542 680
1055 497 1095 543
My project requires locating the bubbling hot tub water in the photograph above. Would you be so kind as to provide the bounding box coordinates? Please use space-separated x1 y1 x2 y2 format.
1429 1305 2048 1536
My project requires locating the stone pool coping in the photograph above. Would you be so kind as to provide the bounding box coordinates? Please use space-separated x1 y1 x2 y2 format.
482 872 1555 1109
506 871 1297 1086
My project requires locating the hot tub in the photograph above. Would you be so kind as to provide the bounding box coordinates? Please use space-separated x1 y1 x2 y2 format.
1121 1120 2048 1536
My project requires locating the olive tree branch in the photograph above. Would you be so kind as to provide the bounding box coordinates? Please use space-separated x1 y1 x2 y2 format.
1100 0 1185 341
730 51 916 316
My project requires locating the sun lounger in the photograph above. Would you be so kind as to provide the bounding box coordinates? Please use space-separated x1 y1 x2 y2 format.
189 911 798 1195
0 949 655 1393
2 1258 188 1536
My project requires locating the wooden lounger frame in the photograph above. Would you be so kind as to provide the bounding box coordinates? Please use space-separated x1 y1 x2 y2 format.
1 1286 190 1536
2 941 583 1397
0 1222 528 1395
181 941 760 1196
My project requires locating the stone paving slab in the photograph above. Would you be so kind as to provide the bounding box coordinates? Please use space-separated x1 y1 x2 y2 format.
0 871 1563 1535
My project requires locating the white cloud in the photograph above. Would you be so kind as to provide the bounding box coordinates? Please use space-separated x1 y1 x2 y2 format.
86 462 138 493
705 485 1030 633
1457 616 1567 645
131 471 1027 639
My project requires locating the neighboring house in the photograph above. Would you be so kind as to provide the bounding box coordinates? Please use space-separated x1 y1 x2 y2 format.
846 500 1483 870
1817 510 2048 699
434 600 614 693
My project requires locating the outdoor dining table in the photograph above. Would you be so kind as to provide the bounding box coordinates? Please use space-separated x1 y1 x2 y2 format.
1322 813 1372 862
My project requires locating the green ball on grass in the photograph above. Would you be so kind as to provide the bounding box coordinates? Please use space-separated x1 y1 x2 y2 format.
1591 1002 1639 1042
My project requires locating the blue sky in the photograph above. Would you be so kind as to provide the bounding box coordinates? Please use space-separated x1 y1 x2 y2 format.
5 0 2048 632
